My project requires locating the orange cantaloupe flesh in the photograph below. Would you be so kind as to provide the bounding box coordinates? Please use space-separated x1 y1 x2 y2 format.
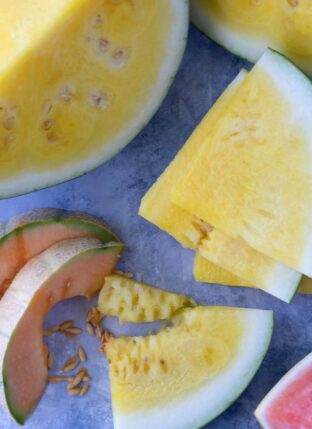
0 208 116 298
1 241 121 423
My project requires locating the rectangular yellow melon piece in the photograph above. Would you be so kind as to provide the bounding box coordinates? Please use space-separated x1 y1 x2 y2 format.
193 252 250 287
172 49 312 278
139 69 248 249
195 253 312 295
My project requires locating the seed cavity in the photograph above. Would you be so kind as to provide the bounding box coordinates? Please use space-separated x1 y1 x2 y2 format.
59 85 76 103
3 108 17 130
111 49 128 69
41 119 54 131
89 90 111 109
97 38 110 54
90 14 103 28
47 132 58 143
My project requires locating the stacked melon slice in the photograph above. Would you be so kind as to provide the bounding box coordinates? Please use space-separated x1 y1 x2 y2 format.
140 48 312 302
97 275 273 429
0 209 123 424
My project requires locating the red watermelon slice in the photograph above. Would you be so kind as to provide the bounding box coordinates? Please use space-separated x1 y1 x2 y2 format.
255 352 312 429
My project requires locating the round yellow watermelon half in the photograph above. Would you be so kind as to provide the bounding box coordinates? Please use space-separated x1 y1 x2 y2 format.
191 0 312 76
0 0 188 197
255 352 312 429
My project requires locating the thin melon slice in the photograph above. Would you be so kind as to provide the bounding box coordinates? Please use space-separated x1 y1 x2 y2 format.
172 48 312 277
0 208 117 299
255 352 312 429
98 274 195 323
0 0 188 197
0 238 123 424
107 306 273 429
194 252 250 287
194 252 312 295
191 0 312 76
139 69 248 249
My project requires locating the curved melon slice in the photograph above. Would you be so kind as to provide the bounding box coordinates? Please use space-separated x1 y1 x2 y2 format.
0 0 188 197
255 352 312 429
172 49 312 277
191 0 312 76
0 208 117 299
107 306 273 429
139 69 248 249
0 238 122 424
98 274 195 323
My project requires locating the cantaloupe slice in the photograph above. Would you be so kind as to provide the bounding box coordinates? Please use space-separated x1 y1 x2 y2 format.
140 69 248 249
0 208 117 299
172 48 312 278
0 0 188 197
0 238 123 424
98 274 195 323
191 0 312 76
255 351 312 429
107 306 273 429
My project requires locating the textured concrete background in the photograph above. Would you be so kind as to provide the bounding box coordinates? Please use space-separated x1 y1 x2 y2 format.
1 25 312 429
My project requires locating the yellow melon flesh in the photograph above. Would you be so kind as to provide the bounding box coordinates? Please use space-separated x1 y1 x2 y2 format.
172 49 312 278
98 274 195 323
191 0 312 75
0 0 187 196
194 253 250 287
139 70 248 249
107 306 273 429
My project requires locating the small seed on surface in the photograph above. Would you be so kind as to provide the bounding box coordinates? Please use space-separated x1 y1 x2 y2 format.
80 383 90 397
96 324 102 340
43 330 53 337
82 375 91 382
61 356 79 373
64 327 83 336
86 322 95 337
67 386 81 396
99 330 111 353
48 376 74 383
47 352 54 370
69 368 87 389
58 320 74 331
111 49 127 69
78 346 87 362
288 0 298 6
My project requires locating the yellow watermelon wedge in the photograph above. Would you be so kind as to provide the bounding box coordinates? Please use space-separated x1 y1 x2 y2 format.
107 306 273 429
98 274 195 323
191 0 312 76
172 48 312 278
0 0 188 197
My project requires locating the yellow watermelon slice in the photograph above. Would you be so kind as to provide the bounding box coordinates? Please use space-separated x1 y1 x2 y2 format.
255 351 312 429
98 274 195 323
0 0 188 197
172 48 312 278
191 0 312 76
107 306 273 429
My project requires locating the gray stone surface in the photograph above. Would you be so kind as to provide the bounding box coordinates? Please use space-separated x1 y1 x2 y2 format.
1 24 312 429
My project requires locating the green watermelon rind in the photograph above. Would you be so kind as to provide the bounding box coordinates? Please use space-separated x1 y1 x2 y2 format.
255 351 312 429
0 240 123 424
0 0 189 199
112 309 274 429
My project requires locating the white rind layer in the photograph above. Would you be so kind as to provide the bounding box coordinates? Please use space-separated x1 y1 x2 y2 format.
260 263 301 303
258 50 312 277
0 238 105 409
190 3 312 76
255 351 312 429
0 0 189 199
190 3 268 64
112 309 273 429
